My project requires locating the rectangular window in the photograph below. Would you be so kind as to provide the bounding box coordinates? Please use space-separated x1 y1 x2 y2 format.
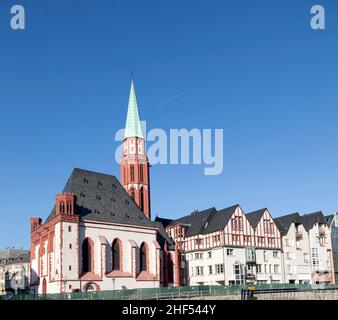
304 253 310 263
285 239 291 247
274 264 279 274
208 251 212 258
68 226 72 232
286 252 293 260
257 264 262 273
227 249 234 256
194 252 202 260
273 251 279 258
196 266 204 276
263 251 268 262
243 235 248 243
208 265 213 275
69 265 71 271
69 244 72 249
264 264 268 274
311 248 319 269
215 264 224 274
258 237 265 245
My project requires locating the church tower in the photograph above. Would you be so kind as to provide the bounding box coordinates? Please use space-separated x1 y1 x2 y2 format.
120 78 151 219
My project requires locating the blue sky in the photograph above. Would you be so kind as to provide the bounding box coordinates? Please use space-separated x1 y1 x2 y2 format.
0 0 338 248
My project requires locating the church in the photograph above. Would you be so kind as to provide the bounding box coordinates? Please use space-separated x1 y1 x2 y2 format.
29 79 180 294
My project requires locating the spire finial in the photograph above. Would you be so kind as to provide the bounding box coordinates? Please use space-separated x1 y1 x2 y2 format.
130 70 134 81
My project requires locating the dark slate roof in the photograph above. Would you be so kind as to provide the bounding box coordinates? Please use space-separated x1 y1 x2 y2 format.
153 221 175 250
325 214 334 226
154 217 173 228
246 208 267 228
300 211 326 231
273 212 301 235
168 207 217 237
46 168 154 228
0 249 30 266
203 205 238 234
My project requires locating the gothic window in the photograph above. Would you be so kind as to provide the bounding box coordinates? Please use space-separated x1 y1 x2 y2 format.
130 188 135 201
167 253 174 283
140 242 148 272
140 165 144 182
140 187 144 212
130 165 135 182
60 201 65 214
112 239 121 271
82 238 93 273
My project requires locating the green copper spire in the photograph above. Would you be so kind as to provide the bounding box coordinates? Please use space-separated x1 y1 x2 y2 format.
124 78 144 139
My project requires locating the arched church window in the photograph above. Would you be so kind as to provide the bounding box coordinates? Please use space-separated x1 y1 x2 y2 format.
130 189 135 201
140 242 148 272
140 187 144 212
112 239 121 271
82 238 93 273
140 165 144 182
130 165 135 182
60 201 65 214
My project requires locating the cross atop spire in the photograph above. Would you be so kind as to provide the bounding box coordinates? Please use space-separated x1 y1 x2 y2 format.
124 77 144 139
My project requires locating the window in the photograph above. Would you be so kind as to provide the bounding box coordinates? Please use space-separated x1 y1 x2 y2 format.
68 226 72 232
82 238 93 273
285 239 292 247
258 237 265 245
232 234 240 242
274 264 279 274
264 264 268 274
208 251 212 258
208 265 213 275
304 253 310 263
311 248 319 269
257 264 262 273
130 189 135 201
227 249 234 256
213 235 221 242
287 265 295 274
233 264 245 284
140 242 148 272
264 219 271 233
140 165 144 182
273 251 279 258
196 266 204 276
69 265 72 271
263 251 268 262
246 248 255 262
69 244 72 249
286 252 293 260
269 264 272 274
112 239 121 271
195 252 203 259
195 239 203 246
215 264 224 274
231 216 243 231
140 187 144 212
130 165 135 182
244 235 251 243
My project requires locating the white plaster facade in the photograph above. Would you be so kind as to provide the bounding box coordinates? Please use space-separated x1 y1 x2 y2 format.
31 217 161 294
